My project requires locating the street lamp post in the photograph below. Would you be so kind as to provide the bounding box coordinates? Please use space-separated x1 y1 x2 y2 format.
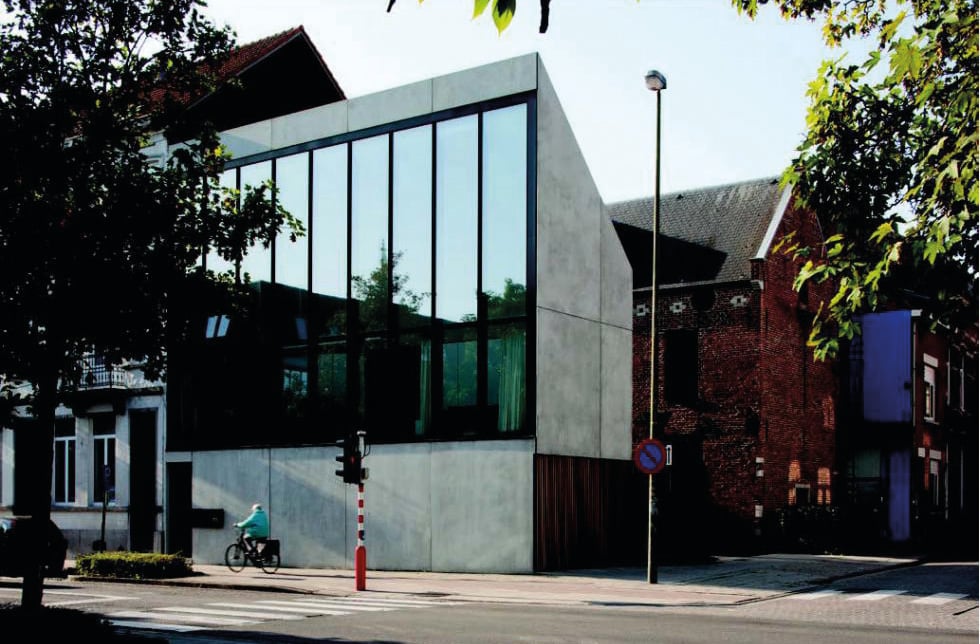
644 68 666 585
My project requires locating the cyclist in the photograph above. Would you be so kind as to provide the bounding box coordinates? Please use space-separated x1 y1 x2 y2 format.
234 502 270 554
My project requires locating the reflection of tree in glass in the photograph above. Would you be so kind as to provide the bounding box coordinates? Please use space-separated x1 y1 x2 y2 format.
351 244 425 329
462 278 526 322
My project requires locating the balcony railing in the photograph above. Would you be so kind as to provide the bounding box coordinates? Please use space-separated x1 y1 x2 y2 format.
75 360 157 391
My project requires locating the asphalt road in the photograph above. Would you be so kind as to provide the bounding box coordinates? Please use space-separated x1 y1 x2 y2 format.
1 560 975 643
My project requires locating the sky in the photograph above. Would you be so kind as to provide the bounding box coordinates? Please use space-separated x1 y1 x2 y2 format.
199 0 839 204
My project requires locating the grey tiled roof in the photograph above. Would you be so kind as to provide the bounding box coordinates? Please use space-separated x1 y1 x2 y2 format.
608 176 785 284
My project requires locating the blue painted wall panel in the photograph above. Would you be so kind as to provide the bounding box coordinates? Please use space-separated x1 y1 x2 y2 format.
860 311 912 423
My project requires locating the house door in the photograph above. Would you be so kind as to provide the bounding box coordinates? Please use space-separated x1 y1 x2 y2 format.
166 462 192 556
129 409 157 551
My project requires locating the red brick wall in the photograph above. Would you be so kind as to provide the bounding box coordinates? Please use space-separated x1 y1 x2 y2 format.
629 200 839 549
758 203 838 515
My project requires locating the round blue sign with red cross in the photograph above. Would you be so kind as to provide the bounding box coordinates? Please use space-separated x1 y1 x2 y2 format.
633 438 667 475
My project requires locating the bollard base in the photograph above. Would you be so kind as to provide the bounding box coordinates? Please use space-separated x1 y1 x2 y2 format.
355 545 366 591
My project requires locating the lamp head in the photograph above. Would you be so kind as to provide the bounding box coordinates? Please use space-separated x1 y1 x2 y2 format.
645 69 667 92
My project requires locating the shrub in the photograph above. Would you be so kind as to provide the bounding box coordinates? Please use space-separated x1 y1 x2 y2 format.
74 551 194 579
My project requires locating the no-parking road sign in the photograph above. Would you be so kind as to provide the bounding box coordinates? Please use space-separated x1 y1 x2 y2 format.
633 438 667 475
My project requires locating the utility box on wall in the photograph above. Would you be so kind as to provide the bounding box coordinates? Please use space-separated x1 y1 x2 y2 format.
190 508 224 529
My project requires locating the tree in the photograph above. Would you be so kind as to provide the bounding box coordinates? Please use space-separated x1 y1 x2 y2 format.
735 0 977 359
394 0 977 358
0 0 296 608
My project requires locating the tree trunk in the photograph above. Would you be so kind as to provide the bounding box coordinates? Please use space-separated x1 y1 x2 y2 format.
19 371 57 609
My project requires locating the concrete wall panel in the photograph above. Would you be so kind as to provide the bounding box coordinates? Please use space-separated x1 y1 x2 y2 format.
192 448 271 564
600 207 634 329
536 308 601 457
272 101 348 150
270 446 349 568
535 60 601 320
601 325 633 460
220 121 273 160
433 53 537 112
348 80 433 132
361 443 433 571
430 440 533 572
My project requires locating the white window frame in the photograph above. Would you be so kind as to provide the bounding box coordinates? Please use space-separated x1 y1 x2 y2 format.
923 354 938 422
53 417 76 504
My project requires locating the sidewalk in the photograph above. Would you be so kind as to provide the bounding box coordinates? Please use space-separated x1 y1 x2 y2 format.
69 553 923 608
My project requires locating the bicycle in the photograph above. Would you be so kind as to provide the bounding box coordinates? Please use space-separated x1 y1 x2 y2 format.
225 527 280 574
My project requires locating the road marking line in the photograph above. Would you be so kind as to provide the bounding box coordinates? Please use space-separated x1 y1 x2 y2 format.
911 593 968 605
309 597 444 608
251 600 353 616
157 606 305 620
107 610 259 626
791 590 844 600
109 620 201 632
330 597 460 606
209 601 335 615
848 590 908 601
274 598 394 612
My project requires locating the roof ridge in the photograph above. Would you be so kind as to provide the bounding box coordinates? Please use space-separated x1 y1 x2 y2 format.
607 175 783 207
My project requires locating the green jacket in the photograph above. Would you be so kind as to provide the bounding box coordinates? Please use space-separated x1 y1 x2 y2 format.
235 507 269 539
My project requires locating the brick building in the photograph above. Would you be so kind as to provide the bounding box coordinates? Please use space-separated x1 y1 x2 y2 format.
609 177 838 555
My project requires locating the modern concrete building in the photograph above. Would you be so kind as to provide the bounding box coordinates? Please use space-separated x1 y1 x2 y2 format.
164 51 635 572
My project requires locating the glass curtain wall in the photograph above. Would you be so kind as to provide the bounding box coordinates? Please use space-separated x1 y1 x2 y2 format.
181 98 531 448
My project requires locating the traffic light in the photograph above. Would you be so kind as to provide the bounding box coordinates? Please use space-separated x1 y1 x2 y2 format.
335 434 362 484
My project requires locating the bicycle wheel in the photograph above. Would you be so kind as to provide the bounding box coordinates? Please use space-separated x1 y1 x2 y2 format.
260 551 280 574
225 542 246 572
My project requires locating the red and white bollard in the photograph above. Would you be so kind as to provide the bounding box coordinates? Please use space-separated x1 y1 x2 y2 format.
355 481 366 591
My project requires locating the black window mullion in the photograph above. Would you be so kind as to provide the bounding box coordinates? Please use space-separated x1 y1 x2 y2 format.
345 142 358 433
387 133 396 338
476 113 488 427
270 157 277 285
431 123 443 437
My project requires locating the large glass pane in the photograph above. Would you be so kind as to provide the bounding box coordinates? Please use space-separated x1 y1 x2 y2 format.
483 104 527 319
351 135 390 332
275 152 309 291
393 125 432 328
313 145 348 336
312 145 347 299
360 335 429 442
442 326 477 410
488 322 526 432
436 116 478 323
206 169 237 277
314 338 348 441
240 161 273 284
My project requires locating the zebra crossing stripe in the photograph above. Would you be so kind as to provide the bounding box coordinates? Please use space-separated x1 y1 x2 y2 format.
848 590 908 601
157 606 306 620
791 590 844 600
209 601 333 615
305 597 450 608
253 600 356 615
107 610 259 626
271 598 394 612
109 620 200 632
911 593 968 605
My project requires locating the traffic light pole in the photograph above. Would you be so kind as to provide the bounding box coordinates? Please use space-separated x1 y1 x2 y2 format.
355 430 367 591
356 480 366 591
335 430 368 591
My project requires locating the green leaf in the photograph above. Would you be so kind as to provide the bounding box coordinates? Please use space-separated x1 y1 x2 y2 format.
472 0 490 18
492 0 515 34
869 222 894 243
